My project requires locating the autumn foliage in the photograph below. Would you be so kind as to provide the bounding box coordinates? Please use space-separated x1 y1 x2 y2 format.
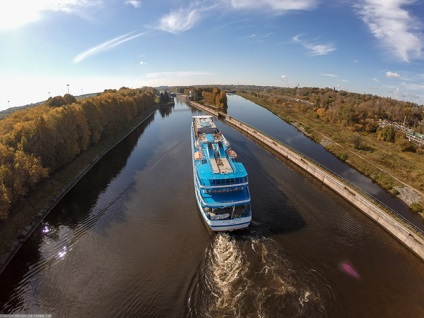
202 87 228 109
242 87 423 134
0 88 155 220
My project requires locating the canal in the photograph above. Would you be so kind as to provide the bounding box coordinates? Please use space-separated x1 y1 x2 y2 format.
226 94 424 230
0 96 423 317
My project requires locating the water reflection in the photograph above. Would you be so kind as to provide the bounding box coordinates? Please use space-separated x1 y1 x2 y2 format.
158 100 175 118
1 98 423 317
226 94 423 229
47 112 155 228
216 123 306 235
0 111 157 313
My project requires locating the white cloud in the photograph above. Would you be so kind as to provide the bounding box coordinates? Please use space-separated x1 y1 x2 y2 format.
281 75 288 81
125 0 141 8
139 61 147 65
355 0 423 62
157 7 201 34
0 0 103 31
230 0 318 12
372 77 380 82
293 34 336 56
386 71 400 78
145 71 212 78
157 0 227 34
73 31 147 63
321 73 338 78
156 0 318 34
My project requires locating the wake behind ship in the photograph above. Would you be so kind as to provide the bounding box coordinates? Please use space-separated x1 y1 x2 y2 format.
191 115 252 231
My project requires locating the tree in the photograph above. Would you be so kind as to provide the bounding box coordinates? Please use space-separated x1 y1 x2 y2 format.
45 96 67 107
398 138 416 152
216 91 228 109
351 134 364 149
0 179 11 220
0 87 156 220
201 87 228 108
378 126 396 142
64 93 77 105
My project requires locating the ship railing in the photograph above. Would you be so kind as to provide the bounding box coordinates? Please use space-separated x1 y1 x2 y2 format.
196 192 251 207
226 118 424 239
195 174 248 189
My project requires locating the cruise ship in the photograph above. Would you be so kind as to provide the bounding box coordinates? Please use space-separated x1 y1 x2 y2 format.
191 115 252 231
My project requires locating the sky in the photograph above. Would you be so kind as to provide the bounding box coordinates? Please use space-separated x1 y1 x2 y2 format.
1 0 424 111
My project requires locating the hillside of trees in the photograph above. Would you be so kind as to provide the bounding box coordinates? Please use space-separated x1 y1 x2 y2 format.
240 86 423 147
0 87 156 220
237 86 424 212
246 86 422 128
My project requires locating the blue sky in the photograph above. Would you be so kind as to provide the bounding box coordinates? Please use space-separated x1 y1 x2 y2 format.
1 0 424 111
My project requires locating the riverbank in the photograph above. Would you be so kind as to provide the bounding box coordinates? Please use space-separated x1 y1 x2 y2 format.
186 98 424 260
237 92 424 216
0 105 158 276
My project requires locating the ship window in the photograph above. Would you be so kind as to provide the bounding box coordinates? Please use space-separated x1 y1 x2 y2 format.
207 187 243 194
212 207 232 214
232 204 251 219
208 178 249 186
198 127 218 134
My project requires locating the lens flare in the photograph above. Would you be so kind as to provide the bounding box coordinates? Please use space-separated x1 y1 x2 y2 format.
339 261 361 280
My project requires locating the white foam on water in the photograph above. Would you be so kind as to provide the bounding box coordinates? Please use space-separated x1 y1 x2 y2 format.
197 233 329 318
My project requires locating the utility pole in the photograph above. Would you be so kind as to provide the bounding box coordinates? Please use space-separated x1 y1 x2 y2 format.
67 84 70 94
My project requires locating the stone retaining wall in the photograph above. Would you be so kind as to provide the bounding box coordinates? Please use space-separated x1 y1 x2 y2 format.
187 98 424 260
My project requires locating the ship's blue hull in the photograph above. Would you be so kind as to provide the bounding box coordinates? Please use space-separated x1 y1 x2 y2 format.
191 115 251 232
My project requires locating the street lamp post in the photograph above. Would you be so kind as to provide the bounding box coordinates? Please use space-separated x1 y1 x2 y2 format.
67 84 70 94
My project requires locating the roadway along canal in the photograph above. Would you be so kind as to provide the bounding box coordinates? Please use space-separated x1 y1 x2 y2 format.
0 96 423 317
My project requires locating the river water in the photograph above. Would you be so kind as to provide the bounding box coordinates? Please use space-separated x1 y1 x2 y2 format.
0 96 423 317
226 94 423 230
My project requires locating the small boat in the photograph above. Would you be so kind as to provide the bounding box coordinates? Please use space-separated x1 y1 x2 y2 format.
191 115 252 231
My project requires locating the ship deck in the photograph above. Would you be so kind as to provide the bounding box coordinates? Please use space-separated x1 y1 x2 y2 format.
193 115 247 179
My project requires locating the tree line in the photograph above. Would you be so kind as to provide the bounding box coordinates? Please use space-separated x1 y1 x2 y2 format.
176 86 228 109
264 88 424 132
201 87 227 109
0 87 156 220
244 87 423 136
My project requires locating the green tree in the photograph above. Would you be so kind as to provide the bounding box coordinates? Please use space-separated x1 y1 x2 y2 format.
351 134 363 149
398 139 416 152
45 96 67 107
64 93 77 105
378 126 396 142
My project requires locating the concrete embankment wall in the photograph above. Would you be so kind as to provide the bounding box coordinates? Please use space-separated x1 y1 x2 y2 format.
187 99 424 261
